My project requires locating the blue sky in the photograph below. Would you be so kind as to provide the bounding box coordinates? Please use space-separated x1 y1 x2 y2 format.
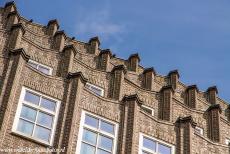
1 0 230 102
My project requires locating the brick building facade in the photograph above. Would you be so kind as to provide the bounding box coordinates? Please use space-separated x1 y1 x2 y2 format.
0 2 230 154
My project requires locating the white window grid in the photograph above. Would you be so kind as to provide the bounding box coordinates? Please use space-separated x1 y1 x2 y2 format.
85 83 104 97
141 105 154 116
12 87 60 146
194 126 204 135
139 133 175 154
76 111 118 154
28 60 53 75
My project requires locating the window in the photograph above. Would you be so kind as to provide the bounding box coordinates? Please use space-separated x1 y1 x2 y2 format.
12 87 60 145
139 133 175 154
28 60 52 75
194 126 203 135
85 83 104 97
225 138 230 145
76 111 118 154
141 105 154 116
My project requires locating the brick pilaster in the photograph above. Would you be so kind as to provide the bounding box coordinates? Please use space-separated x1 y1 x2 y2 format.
176 116 197 154
207 86 218 105
55 72 87 153
5 11 20 30
168 70 179 89
98 49 112 71
119 94 142 154
128 53 140 72
159 85 174 121
142 67 155 90
88 36 100 55
8 23 25 50
53 30 66 52
47 19 59 36
207 104 221 142
0 48 29 135
109 65 126 100
4 1 16 18
185 85 198 109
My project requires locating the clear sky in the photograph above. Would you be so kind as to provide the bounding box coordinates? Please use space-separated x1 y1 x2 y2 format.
1 0 229 102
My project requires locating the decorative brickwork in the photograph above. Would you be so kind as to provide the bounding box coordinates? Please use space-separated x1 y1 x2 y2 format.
0 2 229 154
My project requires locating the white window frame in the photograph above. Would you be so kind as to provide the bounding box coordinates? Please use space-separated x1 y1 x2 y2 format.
28 59 53 75
76 111 118 154
85 83 104 97
225 138 230 145
12 86 60 146
141 105 154 116
139 133 175 154
194 126 204 135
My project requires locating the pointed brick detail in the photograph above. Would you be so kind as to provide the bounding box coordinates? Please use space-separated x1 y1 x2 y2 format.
110 65 126 100
159 85 174 121
88 36 100 55
185 85 199 109
6 11 20 30
4 1 17 17
207 104 221 142
168 70 180 89
8 23 25 50
207 86 218 105
47 19 59 36
142 67 156 90
128 53 140 72
98 49 112 71
53 30 66 51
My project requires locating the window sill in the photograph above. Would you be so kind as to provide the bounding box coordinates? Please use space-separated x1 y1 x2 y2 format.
11 131 52 147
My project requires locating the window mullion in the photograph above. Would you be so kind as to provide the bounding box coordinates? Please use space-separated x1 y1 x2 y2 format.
31 110 39 137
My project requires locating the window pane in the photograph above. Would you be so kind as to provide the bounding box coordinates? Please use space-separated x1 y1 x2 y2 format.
17 119 34 136
97 149 111 154
37 112 53 128
38 65 50 75
34 126 51 142
82 129 97 145
98 135 113 151
28 61 37 69
40 97 56 111
24 91 40 105
20 105 37 122
142 151 151 154
90 86 102 96
158 143 171 154
143 137 156 151
85 115 98 128
100 121 114 135
80 143 95 154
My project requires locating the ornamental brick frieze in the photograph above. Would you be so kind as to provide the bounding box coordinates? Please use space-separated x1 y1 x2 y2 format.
20 19 47 35
80 90 120 122
75 51 97 69
22 67 64 99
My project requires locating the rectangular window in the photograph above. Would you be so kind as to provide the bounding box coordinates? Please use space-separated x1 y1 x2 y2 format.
141 105 154 116
139 133 175 154
76 111 118 154
28 60 52 75
12 87 60 145
194 126 203 135
85 83 104 97
225 138 230 145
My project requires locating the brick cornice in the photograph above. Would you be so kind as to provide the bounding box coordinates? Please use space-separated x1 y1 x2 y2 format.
47 19 59 29
160 85 174 93
143 67 156 75
54 30 67 39
176 116 197 128
111 65 127 74
207 86 218 94
186 84 199 92
66 72 88 84
207 104 222 113
168 69 180 78
88 36 100 46
7 10 20 19
128 53 140 62
4 1 16 9
99 49 112 57
10 23 25 34
63 44 77 56
8 48 30 62
122 94 142 106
